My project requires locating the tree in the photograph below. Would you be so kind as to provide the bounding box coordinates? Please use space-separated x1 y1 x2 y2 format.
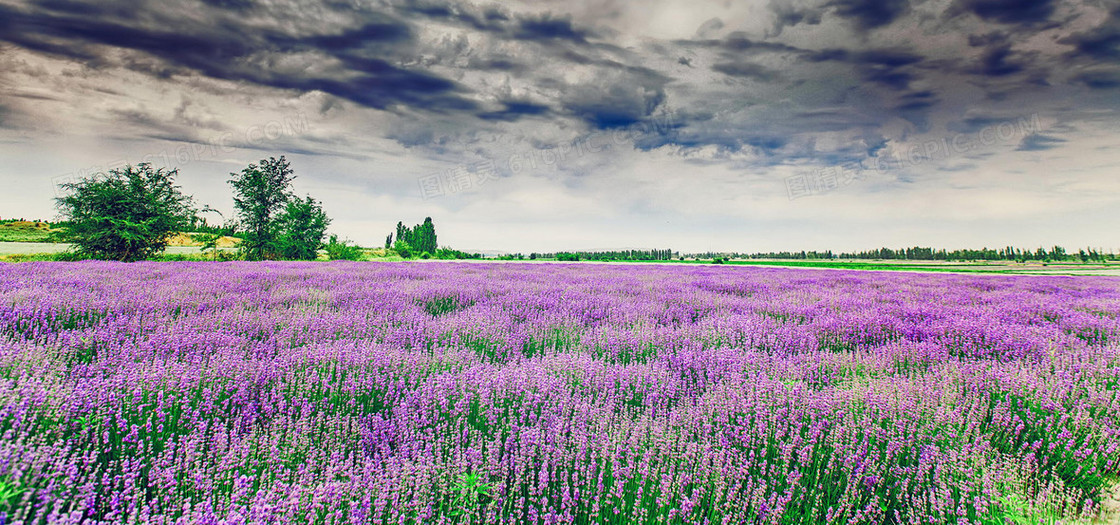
272 195 330 260
55 163 194 262
229 156 295 260
395 222 408 247
415 217 437 254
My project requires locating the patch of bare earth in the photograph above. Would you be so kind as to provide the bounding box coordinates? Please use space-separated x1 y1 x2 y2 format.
1096 483 1120 525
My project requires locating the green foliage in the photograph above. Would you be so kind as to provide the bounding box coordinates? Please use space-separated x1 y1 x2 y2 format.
393 239 413 259
54 164 194 262
229 156 295 260
0 475 24 513
0 221 57 243
272 196 330 260
187 207 238 237
725 245 1118 262
392 217 438 255
421 295 471 316
443 472 494 520
325 235 363 261
193 231 230 260
434 248 481 259
228 157 332 261
532 249 675 261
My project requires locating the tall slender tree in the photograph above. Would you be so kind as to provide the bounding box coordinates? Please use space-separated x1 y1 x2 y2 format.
416 217 437 254
228 156 295 260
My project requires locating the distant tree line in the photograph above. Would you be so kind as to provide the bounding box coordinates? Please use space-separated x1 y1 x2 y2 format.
385 217 436 258
686 246 1117 263
837 245 1115 261
836 246 1114 262
523 249 677 262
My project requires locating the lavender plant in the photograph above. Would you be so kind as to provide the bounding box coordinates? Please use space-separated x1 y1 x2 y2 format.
0 261 1117 524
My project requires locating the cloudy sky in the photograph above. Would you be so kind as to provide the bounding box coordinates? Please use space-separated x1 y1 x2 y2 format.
1 0 1118 253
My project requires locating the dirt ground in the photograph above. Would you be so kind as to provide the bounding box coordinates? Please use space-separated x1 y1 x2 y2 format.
165 233 241 248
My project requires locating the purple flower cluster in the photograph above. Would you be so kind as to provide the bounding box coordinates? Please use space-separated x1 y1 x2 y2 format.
0 262 1118 524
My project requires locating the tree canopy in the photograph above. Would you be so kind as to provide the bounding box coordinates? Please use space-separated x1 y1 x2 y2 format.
272 195 330 260
228 156 296 260
390 217 437 256
55 163 194 262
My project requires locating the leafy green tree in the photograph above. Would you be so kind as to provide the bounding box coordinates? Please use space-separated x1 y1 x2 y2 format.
55 163 194 262
395 222 409 247
229 156 295 260
415 217 437 254
273 195 330 260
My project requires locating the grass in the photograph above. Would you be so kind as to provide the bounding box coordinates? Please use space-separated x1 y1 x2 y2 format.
0 228 57 243
0 475 24 514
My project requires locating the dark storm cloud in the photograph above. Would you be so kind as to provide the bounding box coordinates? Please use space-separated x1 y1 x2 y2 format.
0 0 1111 169
975 44 1023 76
478 101 551 122
767 1 822 37
197 0 254 10
1016 133 1066 151
827 0 910 30
681 33 804 54
1072 70 1120 89
963 32 1035 78
1059 6 1120 61
513 15 592 43
807 48 924 90
0 1 477 112
565 90 665 130
950 0 1057 25
0 103 13 130
711 62 781 81
395 1 508 32
546 60 672 130
947 114 1026 134
896 90 938 112
805 48 922 68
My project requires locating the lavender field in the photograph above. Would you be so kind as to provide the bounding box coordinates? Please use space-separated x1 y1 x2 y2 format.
1 262 1118 524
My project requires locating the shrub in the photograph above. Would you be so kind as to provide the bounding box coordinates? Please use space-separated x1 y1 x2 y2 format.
55 164 194 262
272 196 330 260
325 235 363 261
393 239 413 259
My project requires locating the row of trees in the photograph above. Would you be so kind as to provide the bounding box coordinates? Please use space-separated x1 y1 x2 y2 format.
835 245 1113 262
386 217 437 258
686 246 1117 262
55 157 332 262
521 249 677 261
